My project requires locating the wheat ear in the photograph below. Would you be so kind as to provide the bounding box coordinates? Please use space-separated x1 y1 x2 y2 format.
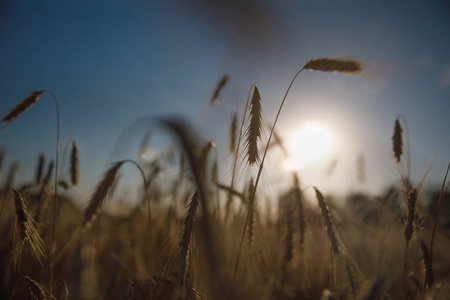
314 187 339 255
303 58 362 73
84 161 124 226
392 118 403 163
35 154 45 185
230 112 238 155
70 141 78 185
245 86 263 166
293 174 305 245
12 188 47 273
210 74 229 104
197 141 215 178
179 190 199 285
1 91 43 128
0 148 5 172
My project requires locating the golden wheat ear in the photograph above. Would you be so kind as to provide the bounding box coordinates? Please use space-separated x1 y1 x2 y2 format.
1 91 43 129
210 74 229 104
392 118 403 163
245 86 263 166
303 58 362 73
24 276 56 300
84 161 124 227
12 188 47 273
70 141 79 185
229 112 238 155
35 154 45 185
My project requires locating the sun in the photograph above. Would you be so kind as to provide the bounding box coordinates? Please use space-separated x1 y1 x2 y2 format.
284 121 334 170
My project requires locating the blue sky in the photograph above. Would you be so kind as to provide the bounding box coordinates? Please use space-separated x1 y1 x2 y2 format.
1 0 449 202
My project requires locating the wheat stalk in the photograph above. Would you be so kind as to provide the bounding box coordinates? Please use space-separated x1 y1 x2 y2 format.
12 189 47 273
247 178 255 248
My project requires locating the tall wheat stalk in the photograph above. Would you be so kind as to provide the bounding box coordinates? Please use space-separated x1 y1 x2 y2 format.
230 58 363 297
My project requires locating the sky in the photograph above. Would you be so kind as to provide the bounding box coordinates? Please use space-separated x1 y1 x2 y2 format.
0 0 449 205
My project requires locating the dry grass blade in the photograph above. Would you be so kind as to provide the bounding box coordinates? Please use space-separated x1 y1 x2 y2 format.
179 190 199 284
35 154 45 185
392 118 403 163
211 74 229 104
24 276 56 300
230 113 237 155
12 189 47 272
303 58 362 73
1 91 43 128
314 187 339 255
84 161 124 226
70 141 78 185
245 86 263 165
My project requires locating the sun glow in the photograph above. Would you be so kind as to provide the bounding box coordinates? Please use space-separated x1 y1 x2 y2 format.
285 122 334 170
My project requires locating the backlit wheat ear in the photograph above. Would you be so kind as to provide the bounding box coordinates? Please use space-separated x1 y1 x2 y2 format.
403 187 418 243
70 141 79 185
230 112 238 155
392 118 403 163
197 141 215 178
314 187 339 255
24 276 56 300
1 91 43 129
210 74 229 104
35 154 45 185
84 161 124 226
293 174 305 245
179 190 199 285
284 199 294 263
12 189 47 272
245 86 263 165
303 58 362 73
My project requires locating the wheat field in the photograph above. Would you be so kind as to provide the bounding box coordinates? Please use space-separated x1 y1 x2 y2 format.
0 59 449 300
